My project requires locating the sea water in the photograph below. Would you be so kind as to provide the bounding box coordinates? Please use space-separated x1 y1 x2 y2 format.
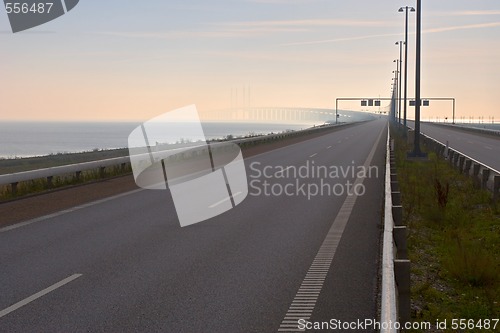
0 121 314 158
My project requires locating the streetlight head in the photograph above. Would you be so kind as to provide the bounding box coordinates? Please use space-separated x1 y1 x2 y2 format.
398 7 404 12
410 7 415 12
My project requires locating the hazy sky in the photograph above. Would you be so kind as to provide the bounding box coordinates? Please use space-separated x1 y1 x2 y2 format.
1 0 499 122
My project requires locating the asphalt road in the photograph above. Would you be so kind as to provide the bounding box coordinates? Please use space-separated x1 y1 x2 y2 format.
0 119 388 333
408 121 500 171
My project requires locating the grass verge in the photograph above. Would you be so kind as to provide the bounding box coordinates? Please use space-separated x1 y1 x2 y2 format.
0 164 133 201
392 127 499 332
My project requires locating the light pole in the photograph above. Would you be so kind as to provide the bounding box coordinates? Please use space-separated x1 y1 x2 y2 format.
409 0 426 158
396 41 404 126
392 72 398 122
393 60 399 123
399 6 415 130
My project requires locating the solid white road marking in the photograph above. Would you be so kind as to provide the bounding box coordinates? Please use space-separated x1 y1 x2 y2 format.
0 274 82 318
277 123 386 333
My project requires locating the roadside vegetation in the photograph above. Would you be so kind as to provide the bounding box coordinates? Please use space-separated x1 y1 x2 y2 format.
0 148 132 201
391 127 499 331
0 163 132 201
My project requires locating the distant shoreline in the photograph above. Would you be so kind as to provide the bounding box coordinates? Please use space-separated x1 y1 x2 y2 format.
0 129 297 174
0 121 313 160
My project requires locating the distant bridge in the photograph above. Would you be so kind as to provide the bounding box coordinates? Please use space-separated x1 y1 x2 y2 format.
201 107 341 123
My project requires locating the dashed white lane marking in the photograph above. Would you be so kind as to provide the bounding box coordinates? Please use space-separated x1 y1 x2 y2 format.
277 124 386 332
327 146 332 149
0 189 144 233
309 153 317 158
275 166 294 177
0 274 82 318
484 146 493 150
209 192 242 208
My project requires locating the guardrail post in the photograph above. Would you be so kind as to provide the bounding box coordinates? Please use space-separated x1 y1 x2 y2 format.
392 205 403 226
494 175 500 202
390 173 397 182
482 169 490 190
473 163 481 187
464 159 472 176
11 182 18 196
47 176 53 188
394 259 411 324
439 143 446 157
448 150 454 164
75 171 82 181
100 167 106 178
453 153 460 168
391 191 402 206
391 181 399 192
458 156 465 172
393 226 407 259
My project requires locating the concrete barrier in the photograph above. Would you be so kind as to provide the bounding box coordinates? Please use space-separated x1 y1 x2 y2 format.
381 126 410 332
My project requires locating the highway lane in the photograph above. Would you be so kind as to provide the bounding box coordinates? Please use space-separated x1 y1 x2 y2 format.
408 121 500 171
0 119 387 332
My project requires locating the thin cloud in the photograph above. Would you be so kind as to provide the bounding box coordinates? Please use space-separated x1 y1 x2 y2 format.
92 19 394 41
282 33 401 46
218 19 396 28
202 50 388 65
93 27 308 39
283 22 500 46
449 10 500 16
424 22 500 33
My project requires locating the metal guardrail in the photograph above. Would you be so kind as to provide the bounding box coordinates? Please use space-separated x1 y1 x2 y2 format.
418 132 500 200
0 157 131 194
405 123 499 200
0 122 355 194
380 126 411 332
430 122 500 137
380 124 500 332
